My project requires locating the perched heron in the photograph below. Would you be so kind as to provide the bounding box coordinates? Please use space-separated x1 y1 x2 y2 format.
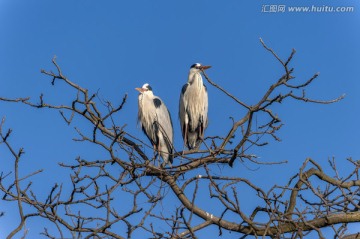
136 83 174 166
179 63 211 150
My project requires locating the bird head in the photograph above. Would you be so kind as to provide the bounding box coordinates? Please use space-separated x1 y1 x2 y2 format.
135 83 153 93
190 63 212 72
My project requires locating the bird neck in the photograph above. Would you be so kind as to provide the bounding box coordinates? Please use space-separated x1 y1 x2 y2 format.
139 91 153 104
188 71 203 89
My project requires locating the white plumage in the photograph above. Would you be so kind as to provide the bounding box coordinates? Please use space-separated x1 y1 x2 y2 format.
179 63 211 150
136 83 173 165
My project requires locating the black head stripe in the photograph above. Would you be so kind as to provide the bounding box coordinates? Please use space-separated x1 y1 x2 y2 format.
146 85 153 91
190 63 201 69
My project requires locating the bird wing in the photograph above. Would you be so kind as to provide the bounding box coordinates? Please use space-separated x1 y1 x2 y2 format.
138 94 158 147
179 83 188 139
203 84 209 129
154 97 174 155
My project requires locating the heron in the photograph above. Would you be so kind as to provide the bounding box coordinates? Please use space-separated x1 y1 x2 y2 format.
179 63 211 150
136 83 174 166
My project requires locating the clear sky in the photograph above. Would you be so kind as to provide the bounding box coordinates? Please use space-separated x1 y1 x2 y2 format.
0 0 360 238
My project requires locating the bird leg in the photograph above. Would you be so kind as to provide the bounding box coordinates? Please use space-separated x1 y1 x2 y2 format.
198 117 205 140
198 124 214 154
200 136 214 154
152 144 159 163
182 123 188 155
154 141 165 168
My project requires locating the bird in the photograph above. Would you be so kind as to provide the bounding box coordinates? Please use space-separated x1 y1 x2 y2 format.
135 83 174 166
179 63 211 150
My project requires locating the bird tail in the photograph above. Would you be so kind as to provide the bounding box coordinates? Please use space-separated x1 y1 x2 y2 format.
187 131 201 150
159 145 173 166
157 126 173 167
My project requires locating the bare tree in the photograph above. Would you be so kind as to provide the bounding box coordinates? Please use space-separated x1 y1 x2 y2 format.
1 39 359 239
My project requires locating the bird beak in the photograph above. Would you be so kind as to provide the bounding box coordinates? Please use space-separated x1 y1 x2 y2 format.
135 87 144 93
200 65 212 70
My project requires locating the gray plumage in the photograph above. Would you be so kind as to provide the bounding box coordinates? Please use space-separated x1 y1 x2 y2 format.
179 63 211 150
136 83 174 165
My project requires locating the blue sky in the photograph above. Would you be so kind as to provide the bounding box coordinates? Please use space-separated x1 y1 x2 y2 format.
1 0 360 238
